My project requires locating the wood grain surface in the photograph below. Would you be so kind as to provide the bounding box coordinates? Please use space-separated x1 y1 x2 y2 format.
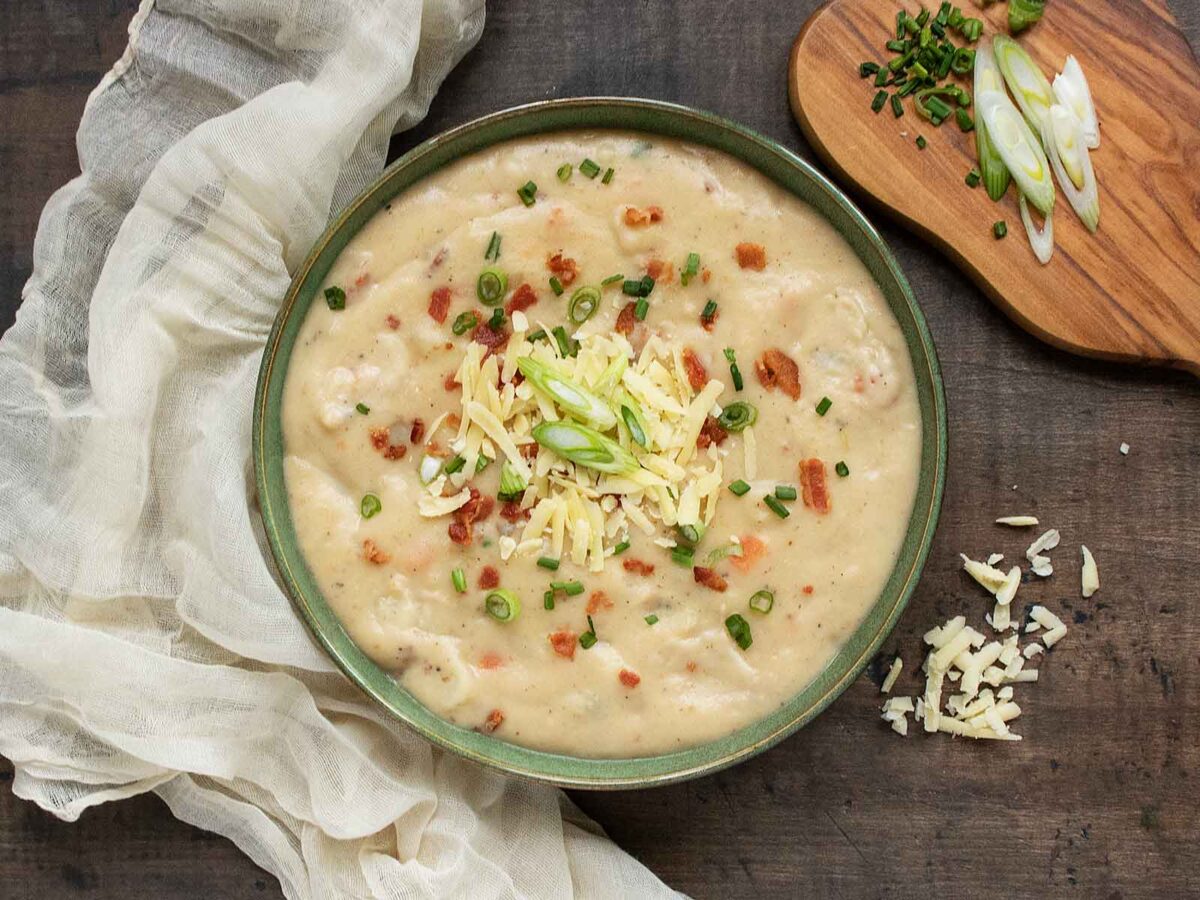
2 1 1198 898
790 0 1200 374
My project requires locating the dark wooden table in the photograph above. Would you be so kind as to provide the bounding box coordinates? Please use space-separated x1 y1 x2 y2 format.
2 2 1197 897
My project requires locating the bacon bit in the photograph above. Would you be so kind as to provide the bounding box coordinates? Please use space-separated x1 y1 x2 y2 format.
681 348 708 393
547 253 579 287
623 205 664 227
693 566 728 592
448 486 495 545
369 427 408 460
518 442 539 462
586 591 614 615
499 500 530 523
685 661 698 673
355 272 371 288
618 669 641 688
803 584 815 595
622 558 656 576
385 314 401 330
409 419 425 444
448 522 470 545
505 282 538 315
700 305 719 332
696 416 728 449
427 286 452 324
445 413 462 431
755 348 801 400
645 258 675 284
361 539 390 565
478 566 500 590
478 653 503 670
701 267 712 283
471 320 509 357
615 301 638 336
735 242 767 271
730 535 766 573
549 631 578 660
799 458 831 514
443 372 459 392
482 709 504 734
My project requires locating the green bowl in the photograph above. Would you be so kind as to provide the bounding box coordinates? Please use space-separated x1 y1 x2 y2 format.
254 98 947 789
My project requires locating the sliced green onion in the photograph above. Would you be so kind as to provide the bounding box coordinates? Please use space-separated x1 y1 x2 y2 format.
717 401 757 432
1018 192 1055 265
728 479 751 497
360 493 381 518
976 88 1054 216
1007 0 1045 34
551 325 578 358
951 47 975 75
551 580 585 596
537 556 560 571
860 61 881 78
488 307 505 331
531 420 640 475
475 455 492 473
644 614 659 625
725 613 752 650
671 546 695 567
749 589 775 614
419 455 442 484
452 311 479 335
965 169 982 188
676 523 705 545
498 460 527 501
960 17 983 42
556 164 572 182
774 485 797 501
544 590 555 610
567 285 601 324
484 231 501 261
355 402 370 415
613 541 631 555
592 355 628 396
836 460 850 477
452 568 467 593
476 267 508 306
443 455 466 475
723 347 744 391
602 167 615 184
891 94 904 118
815 396 833 416
956 108 975 132
681 252 701 286
875 68 891 87
974 43 1012 201
1043 104 1099 232
579 158 601 179
516 181 537 207
886 38 908 53
993 35 1054 135
601 273 624 286
1053 55 1099 149
620 404 648 448
871 90 889 114
993 220 1008 239
916 135 927 149
549 276 564 296
633 298 649 321
579 615 598 648
324 286 346 310
764 495 790 519
518 356 616 429
705 542 744 565
485 589 521 622
527 328 547 342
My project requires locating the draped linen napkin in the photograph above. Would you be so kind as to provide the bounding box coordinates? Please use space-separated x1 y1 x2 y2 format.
0 1 679 896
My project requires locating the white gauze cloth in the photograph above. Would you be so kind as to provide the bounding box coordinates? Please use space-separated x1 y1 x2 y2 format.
0 1 680 897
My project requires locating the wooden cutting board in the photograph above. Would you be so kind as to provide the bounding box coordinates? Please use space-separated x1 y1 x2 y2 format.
789 0 1200 374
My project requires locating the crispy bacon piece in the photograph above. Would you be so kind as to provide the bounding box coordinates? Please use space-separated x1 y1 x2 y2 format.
681 348 708 393
443 372 459 392
623 205 664 227
385 314 401 330
803 584 815 595
799 458 831 514
499 500 530 523
586 591 614 615
546 253 579 287
645 258 675 284
622 558 655 577
730 535 766 573
427 286 452 324
755 348 801 400
478 566 500 590
615 301 638 336
369 427 407 460
448 486 495 545
618 669 641 688
697 416 728 449
410 419 425 444
478 652 503 670
482 709 504 734
693 566 728 592
735 242 767 271
549 631 578 660
685 661 698 673
361 539 390 565
701 267 712 284
505 282 538 315
471 320 509 357
518 442 539 462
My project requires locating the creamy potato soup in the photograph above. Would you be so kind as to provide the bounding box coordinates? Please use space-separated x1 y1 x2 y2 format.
282 131 921 757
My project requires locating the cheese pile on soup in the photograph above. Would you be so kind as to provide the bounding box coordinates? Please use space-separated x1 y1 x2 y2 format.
282 132 921 757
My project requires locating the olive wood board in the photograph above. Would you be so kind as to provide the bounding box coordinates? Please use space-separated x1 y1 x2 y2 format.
789 0 1200 374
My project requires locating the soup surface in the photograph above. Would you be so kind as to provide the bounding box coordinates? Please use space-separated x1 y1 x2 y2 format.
282 131 921 757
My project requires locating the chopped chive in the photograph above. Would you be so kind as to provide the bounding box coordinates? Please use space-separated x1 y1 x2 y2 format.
488 307 505 330
860 61 881 78
993 220 1008 239
725 613 752 650
537 556 560 571
551 580 585 596
749 589 775 614
671 546 695 567
774 485 798 501
452 568 467 593
622 279 643 296
633 298 649 321
443 455 466 475
360 493 381 518
835 460 850 478
484 231 501 261
965 168 982 188
815 396 833 416
579 615 598 649
527 328 547 343
516 180 537 206
556 164 572 182
324 286 346 310
451 311 479 336
891 94 904 118
701 299 718 320
681 252 701 286
602 167 615 184
551 325 577 357
579 158 601 179
916 135 928 149
601 273 624 286
613 540 631 556
871 90 889 114
723 347 744 391
355 402 370 415
543 590 555 610
549 276 564 296
639 274 655 296
728 479 751 497
763 495 790 519
644 614 659 625
955 108 975 132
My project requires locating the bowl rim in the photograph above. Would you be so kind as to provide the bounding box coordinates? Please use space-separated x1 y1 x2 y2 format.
253 96 947 789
